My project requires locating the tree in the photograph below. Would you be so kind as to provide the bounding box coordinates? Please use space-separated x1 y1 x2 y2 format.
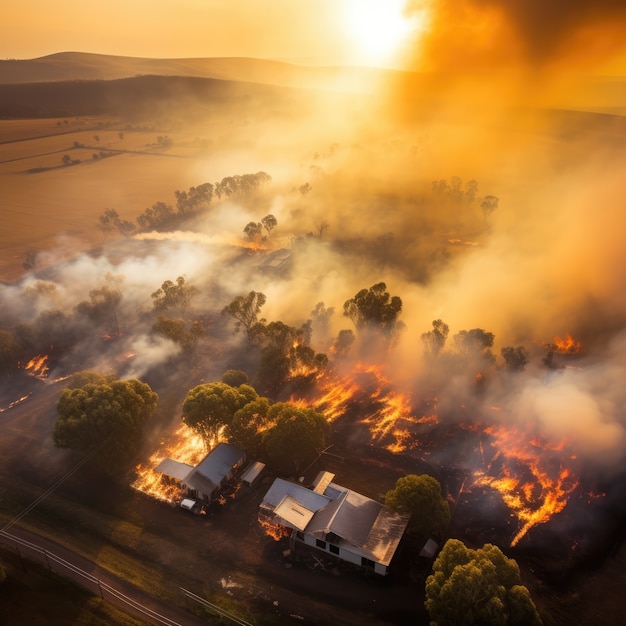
262 403 328 475
227 397 272 456
343 282 403 336
425 539 542 626
250 320 327 397
221 291 267 340
75 282 122 337
0 329 20 377
151 276 199 313
182 382 258 445
243 221 263 241
384 474 451 541
421 319 450 358
261 214 277 236
481 195 499 220
331 329 355 357
310 301 334 339
151 316 204 354
221 369 249 387
501 346 529 372
97 208 135 238
453 328 496 364
53 375 158 472
61 154 72 166
136 201 174 231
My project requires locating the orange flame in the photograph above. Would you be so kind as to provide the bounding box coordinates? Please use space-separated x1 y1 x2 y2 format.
258 516 292 541
473 423 579 546
132 423 208 503
25 355 49 379
297 362 439 453
554 334 582 354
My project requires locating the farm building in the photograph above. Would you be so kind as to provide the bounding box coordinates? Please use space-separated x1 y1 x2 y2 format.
155 442 246 504
259 471 410 576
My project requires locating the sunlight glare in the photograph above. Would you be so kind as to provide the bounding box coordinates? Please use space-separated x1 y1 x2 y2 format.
345 0 421 66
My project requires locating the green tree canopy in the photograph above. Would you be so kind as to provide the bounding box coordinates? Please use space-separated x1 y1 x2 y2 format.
262 403 328 475
221 369 249 387
384 474 451 541
182 382 258 444
343 282 403 336
425 539 542 626
53 375 158 472
227 397 272 456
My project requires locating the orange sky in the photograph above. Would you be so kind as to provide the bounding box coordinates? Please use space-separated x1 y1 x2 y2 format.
0 1 396 67
1 1 625 73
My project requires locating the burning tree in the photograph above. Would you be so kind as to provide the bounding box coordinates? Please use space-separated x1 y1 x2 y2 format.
425 539 542 626
53 372 158 472
227 397 272 456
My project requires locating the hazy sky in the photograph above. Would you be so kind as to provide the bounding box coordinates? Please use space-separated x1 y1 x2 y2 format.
0 0 423 68
2 1 626 72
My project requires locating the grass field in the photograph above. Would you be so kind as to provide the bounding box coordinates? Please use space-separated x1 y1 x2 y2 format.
0 115 275 282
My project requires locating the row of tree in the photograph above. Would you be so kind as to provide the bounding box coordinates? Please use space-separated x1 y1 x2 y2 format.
97 171 272 236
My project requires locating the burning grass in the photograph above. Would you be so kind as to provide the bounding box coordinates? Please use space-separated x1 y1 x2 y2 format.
131 423 207 503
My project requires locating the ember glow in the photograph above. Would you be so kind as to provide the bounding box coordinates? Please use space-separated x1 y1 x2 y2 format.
473 423 580 546
24 354 49 379
554 334 583 355
302 362 438 453
132 423 207 502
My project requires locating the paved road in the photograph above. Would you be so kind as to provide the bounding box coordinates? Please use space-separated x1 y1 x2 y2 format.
0 526 215 626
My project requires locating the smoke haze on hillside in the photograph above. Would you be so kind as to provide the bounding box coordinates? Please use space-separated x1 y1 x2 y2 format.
1 21 625 473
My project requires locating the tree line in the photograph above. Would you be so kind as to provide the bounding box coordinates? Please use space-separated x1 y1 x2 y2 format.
97 171 272 237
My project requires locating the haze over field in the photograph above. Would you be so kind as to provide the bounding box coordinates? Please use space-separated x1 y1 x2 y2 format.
1 2 626 623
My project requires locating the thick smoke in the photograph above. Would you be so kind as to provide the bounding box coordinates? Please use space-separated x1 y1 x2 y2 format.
405 0 626 71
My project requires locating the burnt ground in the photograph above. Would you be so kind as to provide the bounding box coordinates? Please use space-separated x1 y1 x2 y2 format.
1 370 626 625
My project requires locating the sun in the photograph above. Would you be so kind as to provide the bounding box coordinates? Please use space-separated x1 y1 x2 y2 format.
344 0 422 67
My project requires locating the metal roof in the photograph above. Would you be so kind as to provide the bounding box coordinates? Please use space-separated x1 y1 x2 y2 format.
260 476 409 567
241 461 265 485
183 442 245 496
154 458 194 482
274 495 316 531
260 478 329 513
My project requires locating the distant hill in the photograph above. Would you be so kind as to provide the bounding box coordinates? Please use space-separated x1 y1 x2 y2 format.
0 51 398 94
0 74 321 118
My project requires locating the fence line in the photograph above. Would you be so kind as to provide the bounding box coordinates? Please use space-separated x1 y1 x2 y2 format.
0 529 182 626
181 587 253 626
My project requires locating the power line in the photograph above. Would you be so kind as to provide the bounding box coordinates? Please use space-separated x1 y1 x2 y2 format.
1 440 107 533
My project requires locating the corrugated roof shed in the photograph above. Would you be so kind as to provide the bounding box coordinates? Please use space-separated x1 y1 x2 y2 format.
154 458 194 482
241 461 265 486
260 478 329 513
184 442 245 497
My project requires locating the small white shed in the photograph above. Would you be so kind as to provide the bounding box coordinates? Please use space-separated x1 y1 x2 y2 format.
241 461 265 488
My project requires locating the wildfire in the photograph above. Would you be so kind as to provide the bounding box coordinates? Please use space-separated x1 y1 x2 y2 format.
132 423 208 502
473 423 580 546
554 333 582 354
299 363 439 453
24 354 49 379
258 516 292 541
